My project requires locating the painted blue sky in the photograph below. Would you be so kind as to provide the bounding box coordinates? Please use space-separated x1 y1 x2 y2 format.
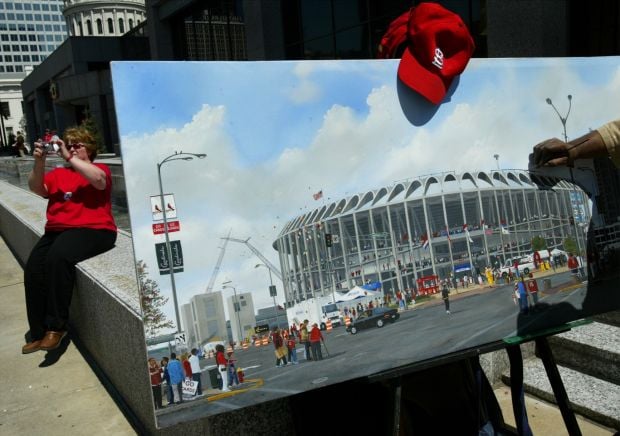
112 57 620 334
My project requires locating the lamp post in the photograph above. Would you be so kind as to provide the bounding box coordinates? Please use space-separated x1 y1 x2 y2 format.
157 151 206 333
545 95 572 144
545 95 585 263
493 154 500 170
255 263 281 329
223 280 243 344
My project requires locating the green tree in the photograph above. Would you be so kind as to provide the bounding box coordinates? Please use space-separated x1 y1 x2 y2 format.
137 260 174 338
531 235 547 251
563 236 579 255
80 109 106 154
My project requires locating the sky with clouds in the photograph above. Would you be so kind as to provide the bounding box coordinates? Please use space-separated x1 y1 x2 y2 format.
111 57 620 335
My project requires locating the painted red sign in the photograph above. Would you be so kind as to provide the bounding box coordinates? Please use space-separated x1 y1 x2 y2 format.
152 221 180 235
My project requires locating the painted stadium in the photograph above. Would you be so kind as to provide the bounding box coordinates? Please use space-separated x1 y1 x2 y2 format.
274 170 589 303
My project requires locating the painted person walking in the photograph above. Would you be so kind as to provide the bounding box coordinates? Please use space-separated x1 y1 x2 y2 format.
441 279 451 314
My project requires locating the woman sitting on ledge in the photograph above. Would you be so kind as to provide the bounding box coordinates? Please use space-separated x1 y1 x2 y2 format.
22 126 117 354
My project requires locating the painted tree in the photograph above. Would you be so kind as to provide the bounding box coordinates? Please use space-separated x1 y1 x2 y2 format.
137 260 174 338
531 235 547 251
563 236 579 255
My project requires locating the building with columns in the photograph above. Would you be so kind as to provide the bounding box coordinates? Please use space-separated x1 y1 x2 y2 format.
63 0 145 37
274 170 590 303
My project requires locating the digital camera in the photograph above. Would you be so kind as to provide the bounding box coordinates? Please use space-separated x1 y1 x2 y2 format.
43 143 59 153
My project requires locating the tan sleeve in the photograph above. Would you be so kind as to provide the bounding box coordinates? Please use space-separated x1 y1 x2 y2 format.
597 119 620 167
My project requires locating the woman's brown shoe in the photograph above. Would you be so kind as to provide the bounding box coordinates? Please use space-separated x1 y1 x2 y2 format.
39 331 67 351
22 340 42 354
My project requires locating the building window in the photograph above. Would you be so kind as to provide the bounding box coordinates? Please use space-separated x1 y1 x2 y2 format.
118 18 124 34
4 55 11 62
129 18 133 29
96 19 102 34
6 65 13 72
78 22 82 36
10 34 17 41
0 35 6 41
14 65 22 72
107 18 113 34
86 19 92 35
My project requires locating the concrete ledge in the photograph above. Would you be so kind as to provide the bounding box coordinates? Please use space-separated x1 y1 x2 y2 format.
547 322 620 384
502 358 620 430
0 180 296 434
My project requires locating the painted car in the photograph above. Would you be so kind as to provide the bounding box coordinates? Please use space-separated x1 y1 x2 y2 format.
346 307 400 334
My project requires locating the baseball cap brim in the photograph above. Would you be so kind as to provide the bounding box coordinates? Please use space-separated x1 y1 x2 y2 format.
398 47 451 105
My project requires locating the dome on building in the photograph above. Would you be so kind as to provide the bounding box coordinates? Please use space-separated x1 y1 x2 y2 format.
274 170 588 304
63 0 146 37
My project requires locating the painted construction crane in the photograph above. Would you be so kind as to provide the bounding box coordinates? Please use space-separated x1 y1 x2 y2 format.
223 236 283 282
205 229 231 293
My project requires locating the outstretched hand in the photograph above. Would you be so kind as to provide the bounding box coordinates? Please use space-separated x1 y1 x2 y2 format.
530 137 572 168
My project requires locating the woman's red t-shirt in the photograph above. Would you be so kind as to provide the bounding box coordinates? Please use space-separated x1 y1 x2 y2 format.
43 164 117 232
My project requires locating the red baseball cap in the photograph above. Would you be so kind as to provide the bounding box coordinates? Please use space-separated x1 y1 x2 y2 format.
394 3 475 104
377 10 410 59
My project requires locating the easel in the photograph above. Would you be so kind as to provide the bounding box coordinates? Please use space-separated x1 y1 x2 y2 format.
289 320 589 436
502 319 589 436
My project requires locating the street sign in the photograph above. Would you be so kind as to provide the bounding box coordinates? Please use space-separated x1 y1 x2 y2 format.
175 332 186 345
269 285 277 297
151 194 177 221
152 220 181 235
255 324 269 334
155 240 184 274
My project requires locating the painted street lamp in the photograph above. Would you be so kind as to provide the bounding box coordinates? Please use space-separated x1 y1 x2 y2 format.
156 151 206 332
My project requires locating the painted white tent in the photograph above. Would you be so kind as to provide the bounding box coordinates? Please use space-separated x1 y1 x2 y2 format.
334 286 381 303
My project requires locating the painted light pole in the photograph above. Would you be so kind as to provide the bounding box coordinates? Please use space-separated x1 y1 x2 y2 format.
156 151 206 332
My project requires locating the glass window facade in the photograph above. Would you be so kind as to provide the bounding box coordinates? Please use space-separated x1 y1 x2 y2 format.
0 0 66 73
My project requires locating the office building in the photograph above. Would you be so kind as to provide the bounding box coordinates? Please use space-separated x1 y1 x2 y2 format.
226 291 256 344
182 291 228 349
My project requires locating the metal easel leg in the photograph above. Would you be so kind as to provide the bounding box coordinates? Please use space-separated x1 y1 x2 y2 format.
535 337 582 436
506 345 533 436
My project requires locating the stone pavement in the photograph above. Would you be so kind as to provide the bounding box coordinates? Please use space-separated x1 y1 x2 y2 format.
0 232 614 435
0 236 135 435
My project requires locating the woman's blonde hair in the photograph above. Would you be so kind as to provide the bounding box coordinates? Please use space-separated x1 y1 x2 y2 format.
63 126 98 161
